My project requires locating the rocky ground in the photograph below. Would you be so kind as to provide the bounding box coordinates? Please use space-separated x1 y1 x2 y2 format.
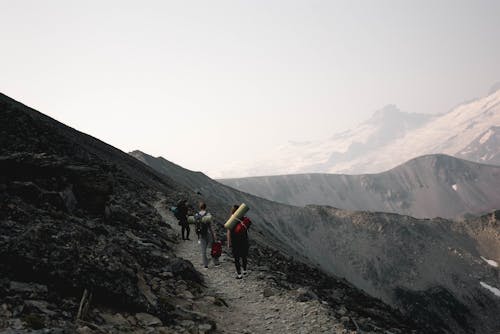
0 153 215 333
154 197 425 334
154 200 349 334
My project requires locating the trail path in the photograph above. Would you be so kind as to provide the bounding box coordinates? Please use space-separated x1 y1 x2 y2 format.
154 202 346 334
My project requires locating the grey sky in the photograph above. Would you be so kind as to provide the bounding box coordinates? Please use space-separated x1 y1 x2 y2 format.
1 0 499 177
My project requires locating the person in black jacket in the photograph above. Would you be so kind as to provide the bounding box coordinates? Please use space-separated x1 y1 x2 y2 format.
177 199 190 240
226 204 250 279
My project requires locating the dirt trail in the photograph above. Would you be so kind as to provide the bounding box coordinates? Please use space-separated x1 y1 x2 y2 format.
154 201 347 334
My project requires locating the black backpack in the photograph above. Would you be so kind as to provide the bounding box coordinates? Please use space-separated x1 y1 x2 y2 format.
171 206 183 220
195 213 209 236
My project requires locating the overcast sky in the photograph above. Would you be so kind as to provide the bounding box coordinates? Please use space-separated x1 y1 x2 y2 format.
1 0 500 177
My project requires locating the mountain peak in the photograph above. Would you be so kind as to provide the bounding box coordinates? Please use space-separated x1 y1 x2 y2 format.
371 104 402 119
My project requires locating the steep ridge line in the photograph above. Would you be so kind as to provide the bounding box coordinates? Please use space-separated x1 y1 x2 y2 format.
218 154 500 219
153 199 348 334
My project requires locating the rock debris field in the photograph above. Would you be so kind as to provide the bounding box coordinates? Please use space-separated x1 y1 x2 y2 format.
154 203 349 334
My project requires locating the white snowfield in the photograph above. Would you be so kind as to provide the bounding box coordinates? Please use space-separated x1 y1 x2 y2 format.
220 89 500 178
481 256 499 268
480 282 500 298
354 89 500 174
479 128 494 145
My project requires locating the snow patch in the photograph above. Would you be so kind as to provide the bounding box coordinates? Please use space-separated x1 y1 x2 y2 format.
481 256 499 268
479 129 493 144
480 282 500 297
452 184 458 191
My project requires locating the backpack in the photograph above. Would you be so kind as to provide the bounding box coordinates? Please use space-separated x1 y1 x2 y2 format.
233 217 251 235
211 241 222 258
171 206 183 220
195 212 210 236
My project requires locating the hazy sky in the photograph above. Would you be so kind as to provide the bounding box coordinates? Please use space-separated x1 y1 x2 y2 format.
1 1 500 177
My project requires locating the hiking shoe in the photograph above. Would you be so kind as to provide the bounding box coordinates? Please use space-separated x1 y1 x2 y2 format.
204 266 209 270
236 274 243 279
242 270 248 276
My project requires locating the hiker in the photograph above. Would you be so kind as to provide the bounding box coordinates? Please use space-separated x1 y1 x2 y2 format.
195 202 219 268
176 199 190 240
227 204 251 279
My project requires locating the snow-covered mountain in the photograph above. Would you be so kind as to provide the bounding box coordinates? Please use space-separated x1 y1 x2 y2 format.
457 126 500 165
223 87 500 177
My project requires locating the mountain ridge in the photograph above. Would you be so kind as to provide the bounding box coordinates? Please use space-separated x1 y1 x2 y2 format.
218 154 500 219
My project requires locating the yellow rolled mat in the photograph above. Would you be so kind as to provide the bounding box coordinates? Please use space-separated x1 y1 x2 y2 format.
224 203 249 230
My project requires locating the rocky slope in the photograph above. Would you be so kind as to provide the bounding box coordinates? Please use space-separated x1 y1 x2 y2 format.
223 87 500 177
219 154 500 219
0 93 220 332
0 93 426 333
133 150 500 334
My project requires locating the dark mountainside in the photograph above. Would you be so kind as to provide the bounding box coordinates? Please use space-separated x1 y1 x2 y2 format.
218 154 500 219
0 93 425 333
0 93 218 332
132 150 500 334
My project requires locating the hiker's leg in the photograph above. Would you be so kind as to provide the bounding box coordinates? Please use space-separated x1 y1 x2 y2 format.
181 225 186 240
200 237 209 267
234 255 241 274
242 256 247 271
186 224 190 240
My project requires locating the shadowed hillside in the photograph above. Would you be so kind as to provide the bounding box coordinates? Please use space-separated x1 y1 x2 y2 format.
0 93 217 332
